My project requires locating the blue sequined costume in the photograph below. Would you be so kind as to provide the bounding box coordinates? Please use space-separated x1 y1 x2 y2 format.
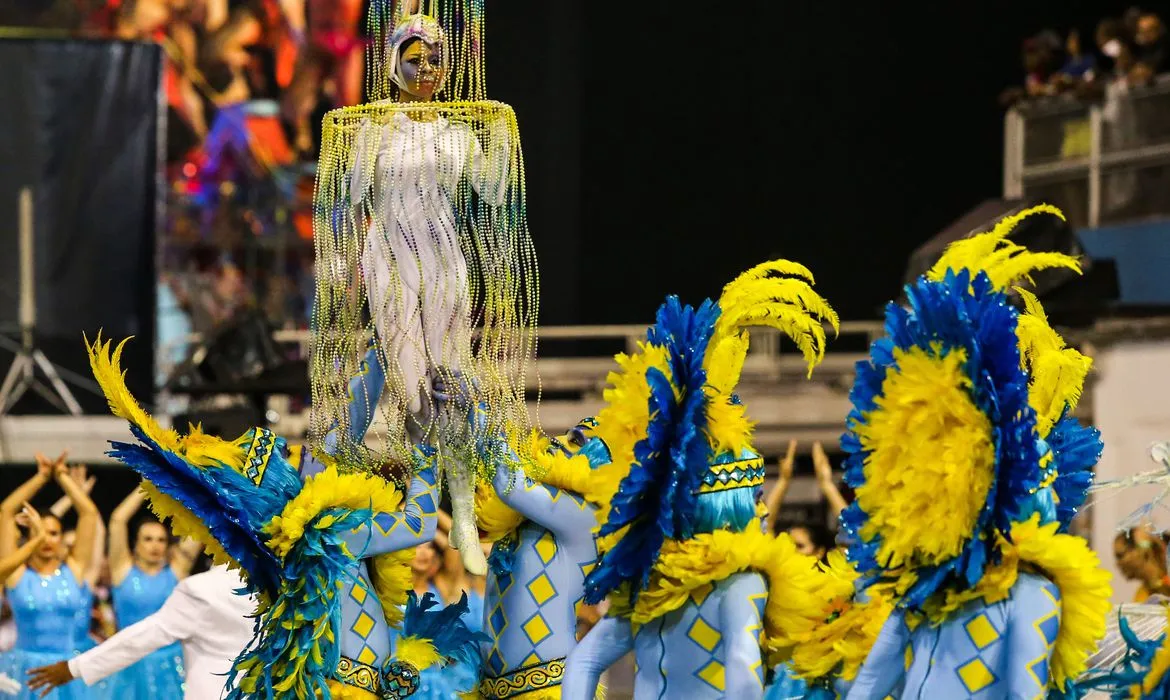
0 568 92 700
100 566 185 697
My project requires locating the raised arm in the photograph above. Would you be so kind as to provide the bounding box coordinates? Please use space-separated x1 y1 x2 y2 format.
57 463 101 585
719 573 768 695
1005 575 1061 696
322 343 386 456
490 457 596 544
339 452 439 558
0 453 55 559
764 440 796 534
468 115 511 206
845 609 910 700
170 538 203 580
349 118 375 209
109 485 147 584
812 442 848 524
562 615 634 700
0 505 45 582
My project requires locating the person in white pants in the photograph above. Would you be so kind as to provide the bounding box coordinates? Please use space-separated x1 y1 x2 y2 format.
26 565 254 699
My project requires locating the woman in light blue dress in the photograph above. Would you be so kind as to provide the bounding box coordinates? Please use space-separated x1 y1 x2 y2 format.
0 453 101 699
100 486 200 697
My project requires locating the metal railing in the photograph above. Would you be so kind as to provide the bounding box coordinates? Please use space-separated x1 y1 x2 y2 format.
159 321 885 458
1004 76 1170 229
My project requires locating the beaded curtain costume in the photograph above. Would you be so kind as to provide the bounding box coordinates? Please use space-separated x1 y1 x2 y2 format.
833 206 1112 700
558 259 842 700
311 0 538 577
85 337 484 699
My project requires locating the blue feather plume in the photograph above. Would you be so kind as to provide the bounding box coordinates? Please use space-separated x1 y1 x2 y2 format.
1048 412 1103 532
226 504 374 700
401 591 492 671
584 296 720 605
108 424 296 593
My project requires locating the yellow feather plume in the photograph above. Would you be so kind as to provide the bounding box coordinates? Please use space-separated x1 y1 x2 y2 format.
475 479 526 543
853 346 996 570
393 636 444 673
709 260 839 379
88 334 253 471
86 333 180 453
325 680 378 699
591 342 671 542
1015 288 1092 437
790 550 894 683
369 548 414 629
926 204 1081 292
605 526 826 667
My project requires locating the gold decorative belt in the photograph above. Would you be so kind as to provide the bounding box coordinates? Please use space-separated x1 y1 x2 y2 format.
478 658 565 699
336 656 382 695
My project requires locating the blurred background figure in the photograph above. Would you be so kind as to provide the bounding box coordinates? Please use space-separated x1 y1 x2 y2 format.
1114 526 1170 602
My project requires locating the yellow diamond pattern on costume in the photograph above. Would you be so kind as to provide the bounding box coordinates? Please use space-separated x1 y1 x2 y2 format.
522 612 552 645
687 616 721 653
964 613 999 650
697 660 726 691
522 652 541 667
352 611 375 639
350 582 368 605
957 658 996 693
527 573 557 606
534 531 557 565
689 583 713 607
904 644 913 671
357 645 378 666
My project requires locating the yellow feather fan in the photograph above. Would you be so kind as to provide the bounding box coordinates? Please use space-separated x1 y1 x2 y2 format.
926 204 1081 292
1015 288 1092 437
87 333 251 472
708 260 840 380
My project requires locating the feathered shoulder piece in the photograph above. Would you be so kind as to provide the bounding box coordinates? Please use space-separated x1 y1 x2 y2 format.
841 204 1101 608
583 259 837 605
88 335 415 699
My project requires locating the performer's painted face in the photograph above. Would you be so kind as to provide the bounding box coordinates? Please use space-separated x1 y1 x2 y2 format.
398 39 445 101
548 419 612 469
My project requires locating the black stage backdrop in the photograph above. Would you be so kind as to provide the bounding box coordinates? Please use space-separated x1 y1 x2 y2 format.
0 37 160 412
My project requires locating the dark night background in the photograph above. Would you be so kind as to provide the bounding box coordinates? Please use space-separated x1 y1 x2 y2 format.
486 1 1146 326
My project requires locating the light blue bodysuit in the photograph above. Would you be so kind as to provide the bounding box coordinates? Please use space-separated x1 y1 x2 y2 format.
846 571 1062 700
478 454 601 699
563 571 769 700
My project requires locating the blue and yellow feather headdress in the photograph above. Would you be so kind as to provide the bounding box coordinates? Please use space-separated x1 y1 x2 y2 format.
584 259 838 604
841 204 1103 608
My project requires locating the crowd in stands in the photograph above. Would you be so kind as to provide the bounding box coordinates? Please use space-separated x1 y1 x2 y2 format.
1001 7 1168 106
4 0 371 367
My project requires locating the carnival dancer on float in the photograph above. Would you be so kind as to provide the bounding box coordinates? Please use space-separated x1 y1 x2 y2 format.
559 259 840 700
85 336 484 699
315 2 536 579
836 205 1110 699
